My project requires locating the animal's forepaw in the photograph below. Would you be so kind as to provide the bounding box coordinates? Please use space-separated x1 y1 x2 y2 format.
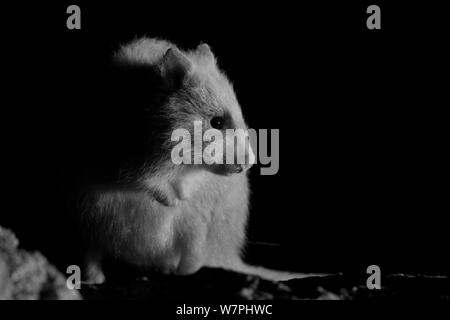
83 264 106 285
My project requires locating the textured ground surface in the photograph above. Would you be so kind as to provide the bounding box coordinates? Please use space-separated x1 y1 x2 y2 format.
1 225 448 300
80 268 449 300
0 226 80 300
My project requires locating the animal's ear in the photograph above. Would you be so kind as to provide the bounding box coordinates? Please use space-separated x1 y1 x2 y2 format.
196 43 216 65
159 47 192 88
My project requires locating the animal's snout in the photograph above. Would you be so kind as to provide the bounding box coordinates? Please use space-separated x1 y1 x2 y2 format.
226 131 255 174
203 128 256 175
244 141 256 170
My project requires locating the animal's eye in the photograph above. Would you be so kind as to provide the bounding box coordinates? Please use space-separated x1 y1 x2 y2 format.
210 116 225 129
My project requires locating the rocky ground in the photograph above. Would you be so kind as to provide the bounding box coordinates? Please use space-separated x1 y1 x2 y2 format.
1 225 448 300
80 268 449 300
0 226 80 300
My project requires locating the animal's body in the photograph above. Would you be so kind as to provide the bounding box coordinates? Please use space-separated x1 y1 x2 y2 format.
76 38 299 283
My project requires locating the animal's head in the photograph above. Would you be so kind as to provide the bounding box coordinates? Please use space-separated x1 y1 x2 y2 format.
113 39 255 178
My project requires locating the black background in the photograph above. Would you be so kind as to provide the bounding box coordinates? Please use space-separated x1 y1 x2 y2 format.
1 1 448 277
